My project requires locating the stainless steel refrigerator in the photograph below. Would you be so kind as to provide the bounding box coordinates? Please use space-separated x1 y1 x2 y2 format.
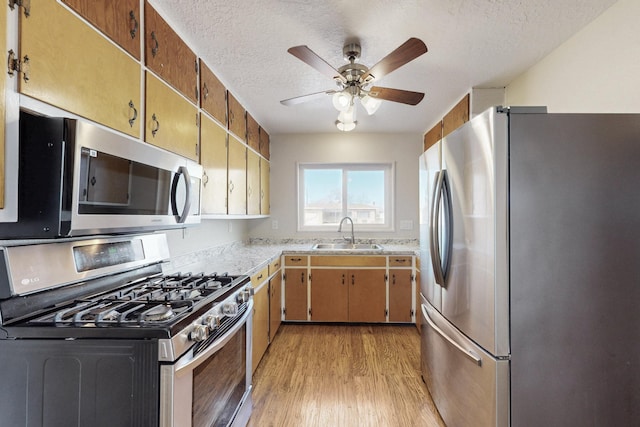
419 106 640 427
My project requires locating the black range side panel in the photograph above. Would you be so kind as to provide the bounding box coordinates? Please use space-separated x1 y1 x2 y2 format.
0 339 159 427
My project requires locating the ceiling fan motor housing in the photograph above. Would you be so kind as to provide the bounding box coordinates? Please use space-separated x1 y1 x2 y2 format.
343 42 361 61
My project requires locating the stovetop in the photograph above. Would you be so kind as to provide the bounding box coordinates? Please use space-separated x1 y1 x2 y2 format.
27 272 244 328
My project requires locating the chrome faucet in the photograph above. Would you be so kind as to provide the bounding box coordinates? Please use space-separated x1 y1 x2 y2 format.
338 216 355 244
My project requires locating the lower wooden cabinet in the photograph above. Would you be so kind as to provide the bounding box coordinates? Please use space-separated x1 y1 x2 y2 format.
251 280 269 374
284 254 415 324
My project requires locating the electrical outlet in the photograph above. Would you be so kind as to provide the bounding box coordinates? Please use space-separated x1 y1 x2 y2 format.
272 220 279 230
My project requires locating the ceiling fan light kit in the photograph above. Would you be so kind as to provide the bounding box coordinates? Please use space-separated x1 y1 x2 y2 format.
282 38 428 131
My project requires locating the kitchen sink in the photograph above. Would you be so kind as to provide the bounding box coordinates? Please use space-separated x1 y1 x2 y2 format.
311 243 383 251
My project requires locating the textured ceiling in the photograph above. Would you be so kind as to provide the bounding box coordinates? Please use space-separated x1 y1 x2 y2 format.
147 0 617 135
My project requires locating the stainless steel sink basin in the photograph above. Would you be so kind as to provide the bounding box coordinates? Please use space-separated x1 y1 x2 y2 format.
311 243 383 251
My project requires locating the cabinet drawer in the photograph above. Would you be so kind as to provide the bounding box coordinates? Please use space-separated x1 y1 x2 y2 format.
389 256 412 267
251 266 269 287
284 256 308 266
311 256 386 267
269 258 281 274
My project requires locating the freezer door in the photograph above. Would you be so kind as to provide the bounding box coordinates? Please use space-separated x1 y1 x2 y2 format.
418 143 442 310
439 108 509 356
421 298 509 427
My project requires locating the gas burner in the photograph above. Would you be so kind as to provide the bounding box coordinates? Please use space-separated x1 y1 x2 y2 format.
142 304 174 322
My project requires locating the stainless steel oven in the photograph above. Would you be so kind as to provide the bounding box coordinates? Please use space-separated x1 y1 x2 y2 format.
0 234 253 427
161 305 252 427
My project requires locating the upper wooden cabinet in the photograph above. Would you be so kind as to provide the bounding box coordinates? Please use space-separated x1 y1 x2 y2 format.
227 136 247 215
18 0 141 137
443 94 470 138
200 60 227 126
145 72 199 160
61 0 141 59
200 114 228 214
259 127 270 160
227 92 246 142
246 113 260 152
424 121 442 152
260 157 270 215
144 1 198 104
246 150 261 215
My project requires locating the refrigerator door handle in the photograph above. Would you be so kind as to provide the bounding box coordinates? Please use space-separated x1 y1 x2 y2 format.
440 169 454 283
430 171 446 285
422 303 482 366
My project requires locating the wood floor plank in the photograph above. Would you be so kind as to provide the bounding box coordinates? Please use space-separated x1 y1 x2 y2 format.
248 324 445 427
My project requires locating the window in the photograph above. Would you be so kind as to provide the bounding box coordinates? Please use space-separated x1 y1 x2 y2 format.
298 163 394 231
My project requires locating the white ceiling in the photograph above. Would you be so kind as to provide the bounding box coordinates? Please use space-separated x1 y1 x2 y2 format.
148 0 617 135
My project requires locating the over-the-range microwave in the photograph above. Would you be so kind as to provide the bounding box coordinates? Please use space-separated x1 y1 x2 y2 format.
0 110 202 239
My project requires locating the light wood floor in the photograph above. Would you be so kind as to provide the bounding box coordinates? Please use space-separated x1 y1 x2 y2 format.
248 323 445 427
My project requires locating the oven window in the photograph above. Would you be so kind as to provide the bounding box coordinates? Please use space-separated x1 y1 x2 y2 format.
192 324 247 427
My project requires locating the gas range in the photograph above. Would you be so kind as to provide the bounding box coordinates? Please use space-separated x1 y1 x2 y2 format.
0 233 254 427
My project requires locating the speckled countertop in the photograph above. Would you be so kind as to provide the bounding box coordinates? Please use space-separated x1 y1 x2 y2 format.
164 239 419 279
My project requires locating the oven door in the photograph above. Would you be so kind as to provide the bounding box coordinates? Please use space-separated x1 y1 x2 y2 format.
160 301 253 427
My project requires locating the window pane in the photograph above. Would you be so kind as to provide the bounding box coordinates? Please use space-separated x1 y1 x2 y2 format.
303 169 342 225
347 170 385 224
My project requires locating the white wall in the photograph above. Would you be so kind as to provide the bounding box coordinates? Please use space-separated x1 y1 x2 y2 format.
506 0 639 112
248 132 422 240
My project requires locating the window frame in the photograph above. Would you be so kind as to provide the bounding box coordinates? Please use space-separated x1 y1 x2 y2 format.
297 162 395 232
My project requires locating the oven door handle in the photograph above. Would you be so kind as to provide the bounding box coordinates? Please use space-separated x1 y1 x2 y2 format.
174 299 253 374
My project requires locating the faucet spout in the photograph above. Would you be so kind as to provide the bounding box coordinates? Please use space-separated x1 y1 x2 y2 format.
338 216 355 244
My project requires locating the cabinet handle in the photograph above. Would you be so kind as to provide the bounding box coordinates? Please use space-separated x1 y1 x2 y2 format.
257 274 263 280
392 274 396 285
341 274 345 285
151 113 160 137
203 82 209 100
129 10 138 39
291 257 301 262
229 180 234 193
202 170 209 187
300 272 304 283
351 274 355 286
151 31 159 57
128 100 137 127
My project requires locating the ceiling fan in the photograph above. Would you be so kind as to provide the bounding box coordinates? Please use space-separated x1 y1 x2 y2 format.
280 38 428 131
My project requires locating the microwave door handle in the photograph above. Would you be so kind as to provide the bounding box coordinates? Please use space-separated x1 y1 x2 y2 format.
171 166 192 223
430 171 445 285
422 304 482 366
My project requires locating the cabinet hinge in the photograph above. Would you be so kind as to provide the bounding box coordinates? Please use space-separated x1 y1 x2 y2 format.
411 274 415 282
8 0 30 17
308 308 312 316
282 308 286 315
385 274 388 282
385 309 389 317
411 309 415 317
7 50 30 82
282 273 286 281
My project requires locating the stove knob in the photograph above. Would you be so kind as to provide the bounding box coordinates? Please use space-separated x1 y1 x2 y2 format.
237 290 251 303
190 324 209 342
204 314 221 330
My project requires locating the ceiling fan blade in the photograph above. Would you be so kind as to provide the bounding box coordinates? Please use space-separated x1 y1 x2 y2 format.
280 90 336 106
287 46 348 84
361 38 428 83
368 86 425 105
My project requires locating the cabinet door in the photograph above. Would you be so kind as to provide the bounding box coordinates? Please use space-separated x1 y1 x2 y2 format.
246 150 260 215
19 0 141 137
0 1 5 208
227 137 247 215
259 128 270 160
389 269 413 322
269 272 282 341
227 92 246 142
200 114 228 214
62 0 141 59
145 72 199 160
349 269 386 322
144 1 198 104
200 60 227 126
284 268 308 321
246 113 260 152
310 269 348 322
252 283 269 373
260 157 270 215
